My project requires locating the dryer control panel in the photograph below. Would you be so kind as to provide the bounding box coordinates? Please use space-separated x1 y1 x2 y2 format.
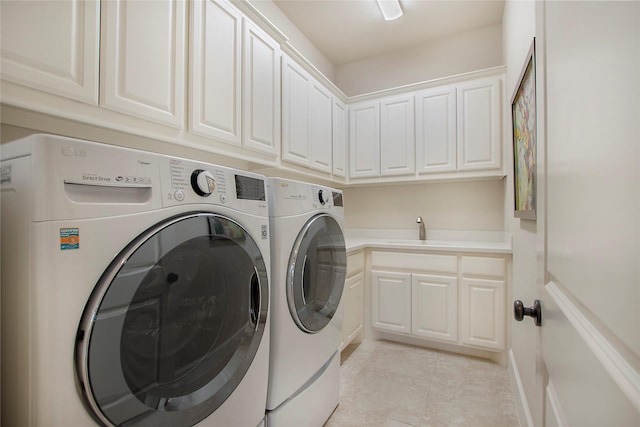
266 177 344 218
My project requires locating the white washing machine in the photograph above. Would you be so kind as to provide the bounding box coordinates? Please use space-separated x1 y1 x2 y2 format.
0 134 271 426
265 178 346 426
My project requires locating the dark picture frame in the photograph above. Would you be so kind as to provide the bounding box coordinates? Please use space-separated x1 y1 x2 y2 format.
511 38 537 220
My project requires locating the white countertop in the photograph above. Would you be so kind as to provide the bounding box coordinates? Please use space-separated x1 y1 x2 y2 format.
344 229 512 254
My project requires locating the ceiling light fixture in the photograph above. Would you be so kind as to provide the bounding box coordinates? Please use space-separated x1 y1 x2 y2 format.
376 0 403 21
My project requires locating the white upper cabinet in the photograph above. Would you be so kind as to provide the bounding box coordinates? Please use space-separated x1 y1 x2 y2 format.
332 98 348 177
415 85 457 174
309 80 333 173
456 76 502 171
349 94 415 179
0 0 503 184
349 100 380 178
380 93 415 176
347 71 504 183
101 0 186 127
281 54 333 173
282 55 311 165
0 0 99 104
189 0 242 145
242 19 281 156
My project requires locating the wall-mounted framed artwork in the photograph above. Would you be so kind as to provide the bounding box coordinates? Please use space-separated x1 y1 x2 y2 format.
511 38 537 220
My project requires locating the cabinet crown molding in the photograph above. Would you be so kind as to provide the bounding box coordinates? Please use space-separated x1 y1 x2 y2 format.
347 66 506 104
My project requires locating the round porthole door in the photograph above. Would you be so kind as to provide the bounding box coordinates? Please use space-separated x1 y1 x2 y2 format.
75 212 268 426
287 214 346 333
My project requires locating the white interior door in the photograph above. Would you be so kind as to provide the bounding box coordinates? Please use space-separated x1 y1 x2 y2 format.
537 2 640 425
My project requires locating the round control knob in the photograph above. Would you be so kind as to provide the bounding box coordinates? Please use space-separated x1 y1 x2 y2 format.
318 189 328 205
190 169 216 197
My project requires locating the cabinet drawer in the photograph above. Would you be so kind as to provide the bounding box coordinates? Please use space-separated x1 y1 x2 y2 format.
371 251 457 274
347 251 365 276
461 256 506 279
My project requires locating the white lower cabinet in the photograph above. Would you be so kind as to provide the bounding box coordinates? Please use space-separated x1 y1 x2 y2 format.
411 274 457 342
342 272 365 346
371 270 411 334
371 251 507 352
459 278 505 350
341 251 365 350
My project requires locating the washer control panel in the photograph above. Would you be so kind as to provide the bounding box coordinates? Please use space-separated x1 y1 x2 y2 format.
161 157 267 215
317 189 329 205
166 158 228 203
191 169 216 197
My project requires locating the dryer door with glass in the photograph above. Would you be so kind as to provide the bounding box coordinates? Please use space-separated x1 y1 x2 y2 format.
287 213 346 333
76 212 268 427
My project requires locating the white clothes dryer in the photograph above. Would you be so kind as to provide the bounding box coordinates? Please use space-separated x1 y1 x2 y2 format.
265 178 346 426
0 134 271 427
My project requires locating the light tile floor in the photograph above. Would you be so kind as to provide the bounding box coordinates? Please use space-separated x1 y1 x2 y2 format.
325 339 520 427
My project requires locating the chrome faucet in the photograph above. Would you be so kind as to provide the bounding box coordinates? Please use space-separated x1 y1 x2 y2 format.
416 216 426 241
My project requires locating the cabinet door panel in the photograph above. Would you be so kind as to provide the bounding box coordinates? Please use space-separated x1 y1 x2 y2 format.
457 77 501 171
412 274 457 342
332 99 348 177
282 57 311 165
1 0 99 104
309 81 333 173
415 86 457 174
460 277 505 350
190 0 241 145
102 0 186 127
243 20 281 155
371 270 411 333
380 94 415 176
342 272 364 349
349 102 380 178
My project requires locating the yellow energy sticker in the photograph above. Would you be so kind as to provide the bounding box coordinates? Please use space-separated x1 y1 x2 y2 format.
60 228 80 250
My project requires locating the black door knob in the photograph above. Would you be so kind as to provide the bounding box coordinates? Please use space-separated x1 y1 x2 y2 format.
514 299 542 326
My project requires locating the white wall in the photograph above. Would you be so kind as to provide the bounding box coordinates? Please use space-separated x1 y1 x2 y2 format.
335 24 503 96
343 180 504 231
501 1 539 427
249 1 503 97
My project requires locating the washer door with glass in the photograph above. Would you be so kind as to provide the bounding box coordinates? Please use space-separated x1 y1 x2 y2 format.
287 213 346 334
75 212 268 427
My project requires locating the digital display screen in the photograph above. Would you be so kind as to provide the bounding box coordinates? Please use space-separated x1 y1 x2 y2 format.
332 191 343 207
235 175 265 201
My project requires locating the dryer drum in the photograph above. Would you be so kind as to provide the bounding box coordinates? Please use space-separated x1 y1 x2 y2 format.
75 212 269 427
287 214 347 334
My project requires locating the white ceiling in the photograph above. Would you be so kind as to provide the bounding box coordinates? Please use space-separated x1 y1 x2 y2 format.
272 0 505 66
